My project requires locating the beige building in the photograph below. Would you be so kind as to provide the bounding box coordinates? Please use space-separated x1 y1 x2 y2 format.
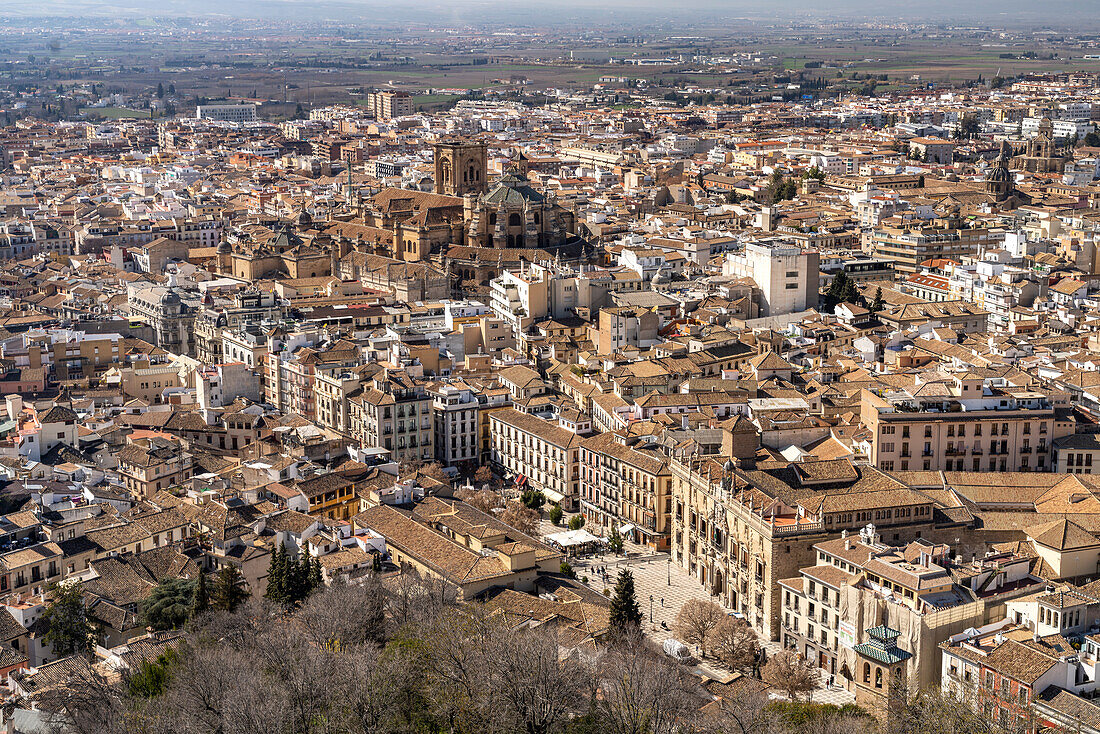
671 455 939 640
861 374 1073 474
578 430 672 550
116 436 194 499
488 408 581 506
868 214 991 274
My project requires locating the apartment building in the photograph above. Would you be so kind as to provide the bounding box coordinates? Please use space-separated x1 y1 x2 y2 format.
578 430 672 550
488 408 581 507
429 381 479 470
861 373 1073 474
313 365 375 438
116 437 194 499
591 306 661 353
779 529 1041 693
868 215 992 274
722 242 820 317
349 370 434 466
195 104 258 123
365 91 413 121
264 338 360 422
0 329 122 381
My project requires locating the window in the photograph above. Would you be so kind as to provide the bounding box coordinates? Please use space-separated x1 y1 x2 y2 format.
785 283 798 290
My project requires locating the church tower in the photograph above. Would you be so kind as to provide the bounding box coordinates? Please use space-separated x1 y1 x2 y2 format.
433 140 488 197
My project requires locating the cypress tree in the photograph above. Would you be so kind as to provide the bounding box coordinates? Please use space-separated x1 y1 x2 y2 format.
608 569 643 631
308 556 323 593
265 543 286 604
190 572 210 616
212 566 248 613
286 553 307 604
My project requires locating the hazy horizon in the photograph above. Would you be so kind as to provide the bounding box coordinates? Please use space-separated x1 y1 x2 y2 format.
2 0 1097 27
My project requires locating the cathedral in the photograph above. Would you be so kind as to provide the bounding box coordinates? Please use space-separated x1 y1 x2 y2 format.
1010 117 1072 174
462 173 573 249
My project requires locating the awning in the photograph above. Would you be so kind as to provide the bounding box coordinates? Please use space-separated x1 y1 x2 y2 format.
543 489 566 504
618 524 636 535
544 529 601 548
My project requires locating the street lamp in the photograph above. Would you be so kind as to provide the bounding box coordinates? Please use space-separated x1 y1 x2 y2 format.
649 594 654 624
667 557 671 586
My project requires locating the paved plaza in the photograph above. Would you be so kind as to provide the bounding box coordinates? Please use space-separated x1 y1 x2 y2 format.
550 521 854 705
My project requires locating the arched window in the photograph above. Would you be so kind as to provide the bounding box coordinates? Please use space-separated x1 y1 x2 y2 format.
863 663 871 684
508 213 522 227
489 213 497 226
534 212 541 225
874 668 883 689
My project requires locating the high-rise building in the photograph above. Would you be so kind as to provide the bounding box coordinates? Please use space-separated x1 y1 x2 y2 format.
723 242 820 316
195 104 258 123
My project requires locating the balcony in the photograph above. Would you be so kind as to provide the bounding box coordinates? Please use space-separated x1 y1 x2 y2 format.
1020 447 1032 454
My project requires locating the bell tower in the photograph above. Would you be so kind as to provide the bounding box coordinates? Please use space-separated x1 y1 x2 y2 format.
433 139 488 197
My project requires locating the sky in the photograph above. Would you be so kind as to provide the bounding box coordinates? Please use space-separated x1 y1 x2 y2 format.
2 0 1093 26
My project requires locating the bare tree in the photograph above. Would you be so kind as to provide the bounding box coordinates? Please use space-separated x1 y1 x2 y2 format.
417 461 450 484
762 650 818 702
474 464 494 487
383 567 458 632
298 575 386 649
456 487 504 514
592 630 702 734
709 616 759 673
37 660 134 734
699 678 784 734
484 626 588 734
500 501 541 536
674 599 725 658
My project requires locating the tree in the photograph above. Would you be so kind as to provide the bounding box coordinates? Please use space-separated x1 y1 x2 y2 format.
284 553 308 605
455 487 503 514
520 489 546 510
560 562 577 579
141 578 196 631
549 504 564 526
870 286 885 314
710 616 759 672
298 576 386 649
418 462 450 484
763 650 819 702
156 82 164 99
474 464 493 487
608 525 624 554
609 569 643 631
568 514 586 531
127 648 179 698
191 572 210 617
42 581 96 657
826 270 862 308
212 565 249 613
308 556 323 593
499 502 540 536
1085 131 1100 148
265 542 287 604
592 631 698 734
674 599 724 657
